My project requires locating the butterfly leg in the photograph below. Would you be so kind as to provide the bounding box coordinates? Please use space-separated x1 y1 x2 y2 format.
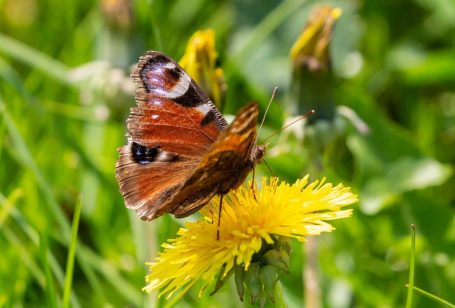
217 194 224 241
251 164 257 201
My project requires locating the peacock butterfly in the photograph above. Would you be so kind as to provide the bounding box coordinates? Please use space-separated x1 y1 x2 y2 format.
116 51 267 221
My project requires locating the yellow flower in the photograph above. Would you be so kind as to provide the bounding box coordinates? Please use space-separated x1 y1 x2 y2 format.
290 6 342 70
143 176 357 298
179 29 226 109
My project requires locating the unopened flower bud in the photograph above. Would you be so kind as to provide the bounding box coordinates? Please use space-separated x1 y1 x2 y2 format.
289 6 342 120
179 29 226 109
290 6 342 71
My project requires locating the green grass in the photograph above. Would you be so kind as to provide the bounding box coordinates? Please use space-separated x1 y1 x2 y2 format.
1 0 455 307
62 195 82 308
406 225 415 308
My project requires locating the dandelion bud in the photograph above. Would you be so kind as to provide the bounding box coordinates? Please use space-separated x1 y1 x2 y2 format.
244 262 261 304
289 6 342 121
179 29 226 109
101 0 132 30
290 6 342 72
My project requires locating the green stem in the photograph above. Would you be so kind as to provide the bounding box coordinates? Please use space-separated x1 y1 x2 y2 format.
405 224 415 308
150 1 163 51
62 195 83 308
40 232 59 308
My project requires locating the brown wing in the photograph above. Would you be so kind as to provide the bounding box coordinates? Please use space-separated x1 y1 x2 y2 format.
155 101 259 218
116 51 228 221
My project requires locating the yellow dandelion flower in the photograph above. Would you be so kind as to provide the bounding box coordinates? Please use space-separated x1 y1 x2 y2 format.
179 29 226 109
143 176 357 299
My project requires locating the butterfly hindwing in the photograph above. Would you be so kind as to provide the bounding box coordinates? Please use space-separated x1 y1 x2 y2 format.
163 102 259 218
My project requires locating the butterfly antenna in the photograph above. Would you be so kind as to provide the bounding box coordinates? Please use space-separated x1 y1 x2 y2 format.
260 110 315 145
257 87 278 140
262 159 275 177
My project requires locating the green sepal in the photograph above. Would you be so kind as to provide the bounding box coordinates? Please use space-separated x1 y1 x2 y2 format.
244 262 261 305
278 249 290 271
210 265 234 296
277 236 293 255
234 263 245 301
264 249 289 273
259 265 277 303
259 291 267 308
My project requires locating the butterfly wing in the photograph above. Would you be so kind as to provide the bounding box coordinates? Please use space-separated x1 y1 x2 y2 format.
116 51 228 221
157 101 259 218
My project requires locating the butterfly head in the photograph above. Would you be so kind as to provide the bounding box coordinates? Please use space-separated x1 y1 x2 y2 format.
251 143 269 165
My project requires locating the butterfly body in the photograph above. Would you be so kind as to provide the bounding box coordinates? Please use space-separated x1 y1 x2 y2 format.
116 51 267 221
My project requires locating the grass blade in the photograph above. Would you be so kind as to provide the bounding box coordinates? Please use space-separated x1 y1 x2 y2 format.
405 224 415 308
0 189 22 228
0 99 71 235
408 286 455 308
2 227 45 287
81 247 142 306
0 33 70 85
40 232 59 308
1 192 82 308
150 2 163 51
1 102 104 305
232 0 306 60
62 195 83 308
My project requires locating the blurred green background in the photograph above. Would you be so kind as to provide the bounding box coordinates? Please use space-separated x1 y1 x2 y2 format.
1 0 455 307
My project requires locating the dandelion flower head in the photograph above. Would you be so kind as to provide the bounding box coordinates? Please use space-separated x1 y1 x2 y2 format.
143 176 357 298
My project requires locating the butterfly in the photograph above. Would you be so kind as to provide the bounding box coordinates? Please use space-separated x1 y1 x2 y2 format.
116 51 268 221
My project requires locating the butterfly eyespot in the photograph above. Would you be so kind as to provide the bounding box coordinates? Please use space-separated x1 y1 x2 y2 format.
131 142 160 164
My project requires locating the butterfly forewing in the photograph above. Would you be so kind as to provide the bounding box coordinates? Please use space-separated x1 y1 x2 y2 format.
116 52 228 221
